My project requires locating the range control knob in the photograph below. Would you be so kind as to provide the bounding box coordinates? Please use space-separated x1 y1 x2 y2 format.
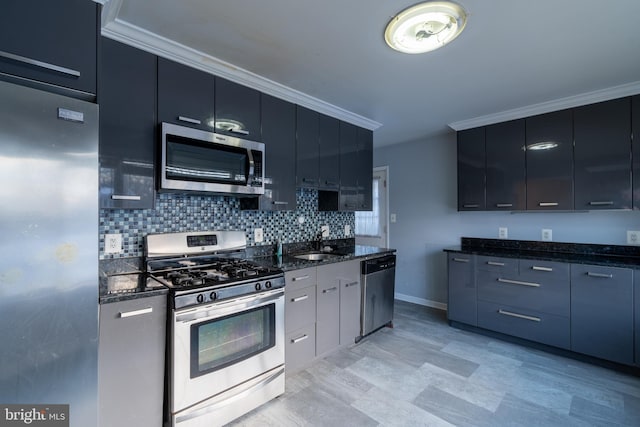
255 282 262 291
196 294 204 303
209 291 217 301
265 281 272 289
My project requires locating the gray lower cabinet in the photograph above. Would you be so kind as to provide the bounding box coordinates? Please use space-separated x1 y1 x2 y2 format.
570 264 634 365
316 265 341 356
284 268 317 373
98 295 166 427
447 253 477 326
338 260 361 345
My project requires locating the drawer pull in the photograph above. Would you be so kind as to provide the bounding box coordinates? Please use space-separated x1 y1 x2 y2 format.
538 202 559 207
462 204 479 208
498 309 541 322
453 258 470 263
588 201 614 206
273 201 289 205
291 334 309 344
111 194 142 201
178 116 202 125
0 49 81 77
322 286 338 294
487 261 505 266
291 295 309 303
531 266 553 272
496 203 513 208
586 272 613 279
120 307 153 318
344 281 359 288
497 278 540 288
291 275 310 282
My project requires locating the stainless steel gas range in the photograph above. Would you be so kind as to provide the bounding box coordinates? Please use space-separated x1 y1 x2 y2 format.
146 231 285 427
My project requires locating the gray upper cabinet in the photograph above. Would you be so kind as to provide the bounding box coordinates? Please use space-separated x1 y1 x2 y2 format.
99 38 156 209
296 106 319 188
240 94 296 211
574 98 632 210
485 119 526 211
635 271 640 366
633 95 640 210
570 264 634 365
339 122 358 210
457 127 486 211
157 57 215 131
357 127 374 211
0 0 99 96
318 114 341 191
525 109 573 210
214 77 261 140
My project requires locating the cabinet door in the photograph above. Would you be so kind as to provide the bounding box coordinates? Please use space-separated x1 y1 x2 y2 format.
457 128 486 210
635 271 640 365
318 114 341 191
99 38 156 209
296 106 319 188
357 127 374 211
244 94 296 210
214 77 261 140
525 109 573 210
316 265 340 356
285 285 316 334
0 0 98 95
157 57 215 131
447 253 477 326
574 98 632 210
338 260 361 345
570 264 633 365
633 96 640 210
339 121 359 210
98 295 166 427
485 120 526 210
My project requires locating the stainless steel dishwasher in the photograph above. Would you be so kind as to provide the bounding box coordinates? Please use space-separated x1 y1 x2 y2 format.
359 254 396 339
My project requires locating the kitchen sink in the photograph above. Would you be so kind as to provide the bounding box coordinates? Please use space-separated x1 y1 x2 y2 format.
293 252 341 261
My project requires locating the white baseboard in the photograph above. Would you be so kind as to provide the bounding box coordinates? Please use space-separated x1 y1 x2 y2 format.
395 293 447 311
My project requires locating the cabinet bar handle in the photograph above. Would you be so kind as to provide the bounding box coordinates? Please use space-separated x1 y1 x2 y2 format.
589 201 614 206
344 281 359 287
291 295 309 303
497 278 540 288
322 286 338 294
111 195 142 201
324 181 338 186
291 275 310 281
531 266 553 272
302 177 316 183
453 258 470 263
0 49 81 77
487 261 505 266
586 272 613 279
230 128 250 135
498 309 541 322
273 201 289 205
178 116 202 125
120 307 153 318
291 334 309 344
496 203 513 208
462 204 479 208
539 202 559 207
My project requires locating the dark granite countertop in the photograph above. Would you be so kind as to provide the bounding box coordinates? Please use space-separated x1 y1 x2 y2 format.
99 257 168 304
444 237 640 269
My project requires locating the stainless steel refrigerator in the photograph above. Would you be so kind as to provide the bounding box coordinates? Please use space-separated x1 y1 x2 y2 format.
0 79 98 426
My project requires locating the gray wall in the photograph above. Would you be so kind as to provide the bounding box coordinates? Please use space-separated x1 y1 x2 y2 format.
374 131 640 307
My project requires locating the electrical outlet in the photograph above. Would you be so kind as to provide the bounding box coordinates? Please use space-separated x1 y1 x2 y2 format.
498 227 508 239
542 229 553 242
390 213 397 223
627 230 640 245
254 228 264 243
344 224 351 236
104 233 122 254
321 225 330 238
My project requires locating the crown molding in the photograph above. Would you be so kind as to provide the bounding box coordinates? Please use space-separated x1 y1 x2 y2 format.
449 80 640 131
100 3 382 131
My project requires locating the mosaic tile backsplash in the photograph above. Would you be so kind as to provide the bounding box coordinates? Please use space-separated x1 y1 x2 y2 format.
99 188 355 259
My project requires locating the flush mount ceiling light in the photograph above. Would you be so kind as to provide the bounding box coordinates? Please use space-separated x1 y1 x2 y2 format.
385 1 467 54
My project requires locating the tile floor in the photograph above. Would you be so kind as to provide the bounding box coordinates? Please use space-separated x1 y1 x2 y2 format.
230 300 640 426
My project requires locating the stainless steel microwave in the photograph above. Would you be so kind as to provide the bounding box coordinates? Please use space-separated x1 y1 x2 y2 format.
160 122 265 195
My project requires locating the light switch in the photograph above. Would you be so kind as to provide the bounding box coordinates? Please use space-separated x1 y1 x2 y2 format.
390 213 397 223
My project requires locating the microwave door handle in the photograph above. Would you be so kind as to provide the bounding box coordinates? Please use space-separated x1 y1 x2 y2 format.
247 149 255 183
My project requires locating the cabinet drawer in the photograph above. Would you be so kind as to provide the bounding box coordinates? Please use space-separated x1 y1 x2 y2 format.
285 285 316 333
477 301 569 349
476 255 518 273
518 259 570 281
285 267 317 292
285 324 316 374
477 270 569 317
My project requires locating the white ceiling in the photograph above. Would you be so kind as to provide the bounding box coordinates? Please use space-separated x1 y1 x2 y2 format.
102 0 640 147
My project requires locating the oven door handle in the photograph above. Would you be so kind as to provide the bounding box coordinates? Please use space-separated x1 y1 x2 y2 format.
175 289 284 323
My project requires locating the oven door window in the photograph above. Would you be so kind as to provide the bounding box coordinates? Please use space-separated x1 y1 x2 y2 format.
166 134 249 185
190 303 275 378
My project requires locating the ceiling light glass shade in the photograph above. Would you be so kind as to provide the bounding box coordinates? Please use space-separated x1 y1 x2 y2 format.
385 1 467 54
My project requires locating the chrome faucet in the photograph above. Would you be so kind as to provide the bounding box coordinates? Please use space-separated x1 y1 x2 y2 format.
315 231 323 251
